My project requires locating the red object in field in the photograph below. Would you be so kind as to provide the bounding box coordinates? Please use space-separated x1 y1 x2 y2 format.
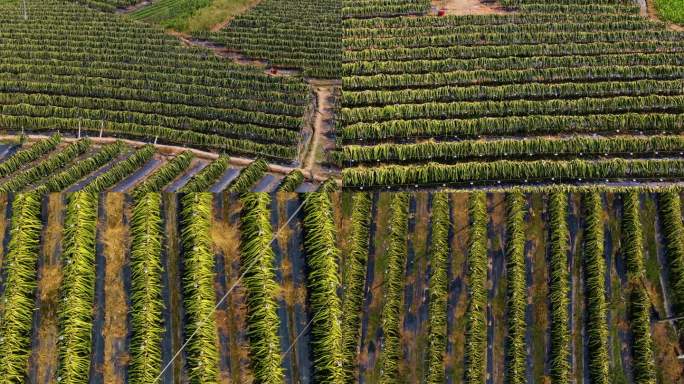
271 68 278 75
438 8 446 16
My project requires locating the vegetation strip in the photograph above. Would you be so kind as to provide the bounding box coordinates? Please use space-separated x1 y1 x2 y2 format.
180 157 229 193
58 191 99 384
341 193 372 383
425 193 449 383
0 193 42 382
132 151 194 198
239 193 284 383
504 192 526 384
621 191 656 384
33 141 125 194
0 134 61 178
377 193 410 383
548 191 570 383
464 192 488 384
656 190 684 331
276 169 304 192
0 138 91 192
582 192 609 384
180 192 219 384
227 159 268 193
303 191 345 384
82 144 156 193
129 193 165 383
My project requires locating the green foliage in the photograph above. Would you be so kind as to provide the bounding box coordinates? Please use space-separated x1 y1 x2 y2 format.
180 193 219 384
129 193 165 384
656 191 684 327
378 193 409 384
317 178 340 193
181 157 230 193
548 192 570 384
621 191 656 384
342 158 684 188
227 159 268 194
195 0 342 78
341 193 372 383
303 192 345 384
464 192 487 384
425 193 449 384
582 192 608 384
130 0 213 31
622 191 645 277
132 151 194 199
82 145 155 194
239 193 284 383
0 193 42 383
504 191 526 384
0 138 91 192
276 169 304 192
0 134 61 178
629 287 657 384
655 0 684 25
34 141 125 194
58 191 99 384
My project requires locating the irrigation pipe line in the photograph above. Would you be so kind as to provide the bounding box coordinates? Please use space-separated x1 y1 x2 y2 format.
153 193 314 383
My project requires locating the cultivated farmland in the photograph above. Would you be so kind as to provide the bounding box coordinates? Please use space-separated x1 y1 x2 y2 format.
0 192 681 383
339 0 684 190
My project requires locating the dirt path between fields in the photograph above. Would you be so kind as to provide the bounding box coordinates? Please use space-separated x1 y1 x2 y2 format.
117 0 153 14
643 0 684 31
301 81 339 181
432 0 507 15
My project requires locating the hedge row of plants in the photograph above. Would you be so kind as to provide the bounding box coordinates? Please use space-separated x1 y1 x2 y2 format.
425 193 449 383
58 191 99 384
33 141 125 194
226 159 268 194
239 193 284 383
0 193 42 381
582 192 609 384
334 135 684 166
303 192 345 384
180 157 230 193
0 134 61 178
378 193 410 384
548 192 570 383
464 192 488 384
621 191 657 384
82 145 156 193
341 193 372 383
129 192 165 384
180 193 219 384
504 192 526 384
656 191 684 331
340 113 684 142
342 158 684 188
0 138 92 193
132 151 195 198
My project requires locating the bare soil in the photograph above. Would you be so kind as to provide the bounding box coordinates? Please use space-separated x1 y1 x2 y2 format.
117 0 153 14
102 194 130 384
302 84 337 179
432 0 508 15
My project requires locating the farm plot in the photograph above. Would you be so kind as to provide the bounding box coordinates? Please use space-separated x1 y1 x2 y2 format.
0 0 310 163
339 0 684 190
0 135 317 193
194 0 342 79
0 191 680 383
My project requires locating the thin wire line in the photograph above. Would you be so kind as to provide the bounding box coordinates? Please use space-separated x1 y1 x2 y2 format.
281 316 315 358
154 193 312 383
